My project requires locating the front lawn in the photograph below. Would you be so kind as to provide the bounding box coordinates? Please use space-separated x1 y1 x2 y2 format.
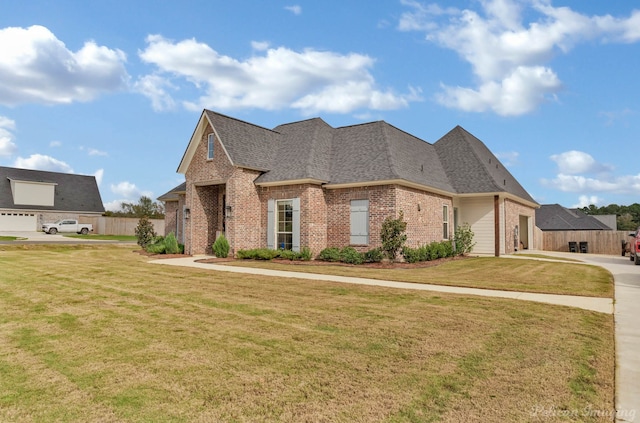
221 256 614 297
0 245 614 422
62 234 138 242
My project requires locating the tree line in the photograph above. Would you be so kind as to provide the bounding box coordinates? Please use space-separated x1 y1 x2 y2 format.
103 196 165 219
579 203 640 231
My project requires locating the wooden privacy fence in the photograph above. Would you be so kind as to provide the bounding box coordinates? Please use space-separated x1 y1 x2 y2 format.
79 216 165 236
542 230 631 256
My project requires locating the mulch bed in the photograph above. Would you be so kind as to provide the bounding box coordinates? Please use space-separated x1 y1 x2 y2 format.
195 255 469 269
136 248 471 269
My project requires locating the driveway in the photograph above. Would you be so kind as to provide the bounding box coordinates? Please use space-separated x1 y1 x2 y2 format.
513 251 639 422
0 231 133 244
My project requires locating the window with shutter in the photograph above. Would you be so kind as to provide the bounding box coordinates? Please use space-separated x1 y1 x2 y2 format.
350 199 369 245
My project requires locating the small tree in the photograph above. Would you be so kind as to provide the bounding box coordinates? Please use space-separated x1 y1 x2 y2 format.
454 223 475 255
135 216 156 248
164 232 180 254
380 211 407 261
212 234 230 258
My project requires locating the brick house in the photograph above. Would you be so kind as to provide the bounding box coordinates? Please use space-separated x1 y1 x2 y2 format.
161 110 538 256
0 166 104 231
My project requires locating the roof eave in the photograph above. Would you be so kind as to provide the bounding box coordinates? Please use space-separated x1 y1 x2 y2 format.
255 178 328 187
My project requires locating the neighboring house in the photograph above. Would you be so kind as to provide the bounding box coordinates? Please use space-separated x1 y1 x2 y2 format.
165 110 538 256
536 204 614 231
0 166 105 231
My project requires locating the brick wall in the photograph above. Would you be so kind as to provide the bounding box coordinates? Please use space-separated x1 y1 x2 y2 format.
396 186 453 248
184 123 235 255
504 198 536 255
227 168 262 255
325 185 396 250
258 184 328 254
164 201 178 238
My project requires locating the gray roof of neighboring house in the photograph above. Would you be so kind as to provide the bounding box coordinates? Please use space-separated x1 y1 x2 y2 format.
536 204 613 231
196 110 536 204
0 166 105 212
158 182 186 202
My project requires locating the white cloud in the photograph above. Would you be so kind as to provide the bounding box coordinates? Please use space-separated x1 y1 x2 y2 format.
110 181 140 199
13 154 73 173
93 168 104 186
0 25 129 106
550 150 613 174
399 0 640 115
49 140 62 148
285 5 302 15
87 148 108 157
103 199 126 212
251 41 270 51
0 116 17 157
137 35 420 114
572 195 603 208
133 74 176 112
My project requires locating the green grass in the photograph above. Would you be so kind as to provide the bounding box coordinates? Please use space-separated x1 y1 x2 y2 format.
62 234 137 241
0 245 614 422
221 256 614 297
0 236 26 241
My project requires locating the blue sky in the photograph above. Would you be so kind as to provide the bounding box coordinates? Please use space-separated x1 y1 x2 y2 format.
1 0 639 211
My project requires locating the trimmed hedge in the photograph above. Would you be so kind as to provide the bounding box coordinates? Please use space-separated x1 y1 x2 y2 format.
236 247 313 261
402 240 456 263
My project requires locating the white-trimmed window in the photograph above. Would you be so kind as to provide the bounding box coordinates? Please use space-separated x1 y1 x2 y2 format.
276 200 293 250
207 133 215 160
443 205 449 239
267 198 300 252
350 199 369 245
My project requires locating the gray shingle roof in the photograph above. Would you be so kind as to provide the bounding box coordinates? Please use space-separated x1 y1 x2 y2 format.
158 182 186 202
195 110 536 204
0 166 104 212
205 110 279 171
434 126 536 203
536 204 612 231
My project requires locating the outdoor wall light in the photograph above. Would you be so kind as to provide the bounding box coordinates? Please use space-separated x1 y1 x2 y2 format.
417 203 421 211
184 208 190 219
225 205 232 218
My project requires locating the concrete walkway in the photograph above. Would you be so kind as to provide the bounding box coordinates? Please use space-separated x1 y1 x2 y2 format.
151 255 613 313
151 252 639 421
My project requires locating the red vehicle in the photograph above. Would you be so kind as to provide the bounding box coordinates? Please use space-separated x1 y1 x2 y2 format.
630 229 640 265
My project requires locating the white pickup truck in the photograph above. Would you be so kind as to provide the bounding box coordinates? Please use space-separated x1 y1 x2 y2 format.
42 219 93 235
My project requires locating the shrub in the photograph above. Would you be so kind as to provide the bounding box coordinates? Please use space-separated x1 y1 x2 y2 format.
340 246 364 265
164 232 180 254
299 247 313 261
279 249 300 260
454 223 476 255
402 246 421 263
145 240 166 254
255 248 280 260
380 212 407 261
212 234 230 258
319 247 341 262
178 243 185 254
441 240 454 258
134 216 156 248
364 248 384 263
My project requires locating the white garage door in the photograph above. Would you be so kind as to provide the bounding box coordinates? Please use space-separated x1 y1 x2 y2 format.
0 212 38 231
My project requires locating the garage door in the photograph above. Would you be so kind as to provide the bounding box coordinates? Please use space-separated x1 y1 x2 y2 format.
0 212 37 231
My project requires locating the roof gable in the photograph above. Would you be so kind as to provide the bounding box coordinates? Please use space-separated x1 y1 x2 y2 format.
0 166 104 212
178 110 279 174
